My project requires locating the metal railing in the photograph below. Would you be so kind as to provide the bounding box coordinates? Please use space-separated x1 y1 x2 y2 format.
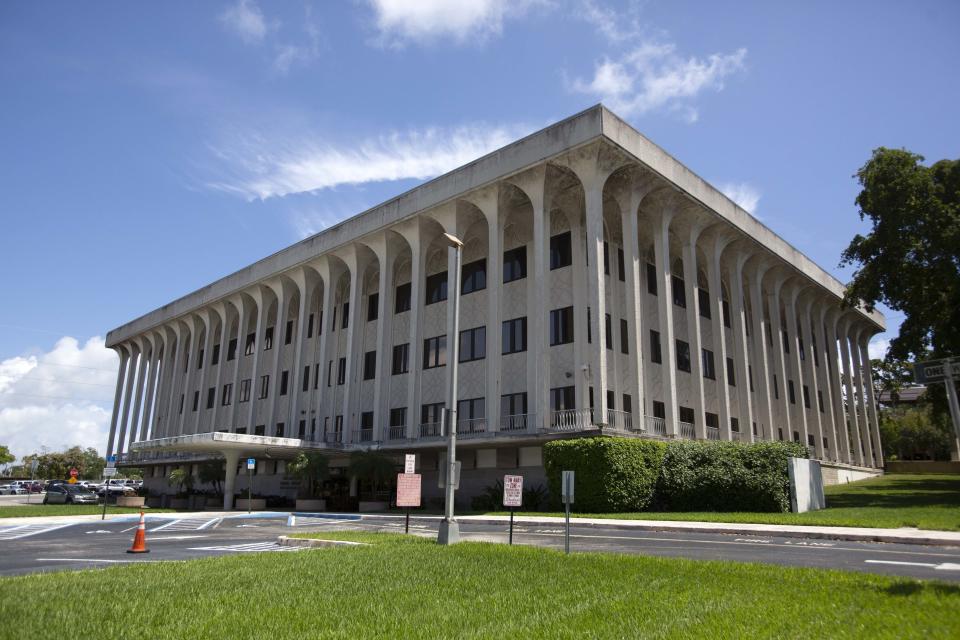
419 422 443 438
679 422 695 439
457 418 487 437
353 428 373 443
549 409 593 432
500 413 534 432
645 415 667 436
706 426 720 441
323 431 342 444
606 410 633 431
387 425 407 440
731 431 745 442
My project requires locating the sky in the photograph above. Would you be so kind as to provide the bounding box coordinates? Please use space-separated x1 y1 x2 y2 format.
1 0 957 462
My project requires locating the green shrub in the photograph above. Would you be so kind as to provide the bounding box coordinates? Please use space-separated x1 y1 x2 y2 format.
658 440 808 513
543 437 667 512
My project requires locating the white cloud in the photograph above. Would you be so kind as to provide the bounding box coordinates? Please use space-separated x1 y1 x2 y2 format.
718 181 761 215
578 0 642 43
367 0 543 46
219 0 268 44
868 336 890 360
571 42 746 122
207 123 529 200
0 337 118 461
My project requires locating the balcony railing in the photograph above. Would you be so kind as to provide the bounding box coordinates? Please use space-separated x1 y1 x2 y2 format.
549 409 593 432
645 415 667 436
706 426 720 441
353 428 373 443
731 431 745 442
457 418 487 437
606 410 633 431
500 413 534 432
679 422 695 440
323 431 342 444
419 422 443 438
387 425 407 440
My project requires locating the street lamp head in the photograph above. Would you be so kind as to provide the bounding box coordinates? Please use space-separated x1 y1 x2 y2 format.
443 232 463 248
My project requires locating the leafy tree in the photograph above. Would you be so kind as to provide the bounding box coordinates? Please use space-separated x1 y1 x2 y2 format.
168 468 194 496
870 358 915 402
198 460 225 496
879 404 952 461
840 148 959 362
347 451 395 499
0 445 15 467
286 452 329 499
21 446 104 480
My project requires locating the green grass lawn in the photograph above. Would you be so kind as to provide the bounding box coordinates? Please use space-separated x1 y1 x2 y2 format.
1 531 957 639
490 473 960 531
0 504 174 518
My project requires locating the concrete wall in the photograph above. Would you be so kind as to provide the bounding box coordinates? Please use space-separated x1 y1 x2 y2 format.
821 463 882 485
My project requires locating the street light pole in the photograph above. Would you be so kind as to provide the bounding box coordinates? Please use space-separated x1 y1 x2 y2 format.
438 232 463 545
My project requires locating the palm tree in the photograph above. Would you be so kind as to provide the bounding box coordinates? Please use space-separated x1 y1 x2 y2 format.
167 467 194 496
348 451 396 499
286 452 330 498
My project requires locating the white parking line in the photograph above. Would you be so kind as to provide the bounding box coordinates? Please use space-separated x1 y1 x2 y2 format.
865 560 960 571
0 523 74 540
188 541 300 553
35 558 159 564
149 518 222 533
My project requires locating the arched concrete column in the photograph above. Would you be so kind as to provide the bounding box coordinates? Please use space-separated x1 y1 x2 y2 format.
115 342 140 456
264 277 295 437
138 332 161 442
816 305 839 460
857 329 884 466
125 336 149 453
798 292 825 458
287 267 318 440
837 315 864 465
244 285 271 434
850 325 874 467
225 294 249 432
191 308 214 435
826 309 852 463
764 270 793 443
163 322 185 437
358 232 398 440
704 229 735 440
746 258 774 441
207 302 230 431
652 207 679 435
679 215 710 439
725 245 755 442
106 344 130 458
177 315 201 435
305 258 336 438
783 282 810 450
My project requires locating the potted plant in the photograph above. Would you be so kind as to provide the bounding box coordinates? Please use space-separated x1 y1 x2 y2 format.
349 450 395 512
235 493 267 511
167 467 194 509
287 451 329 511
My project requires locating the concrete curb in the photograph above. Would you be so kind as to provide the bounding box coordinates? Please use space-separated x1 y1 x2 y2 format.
277 535 369 549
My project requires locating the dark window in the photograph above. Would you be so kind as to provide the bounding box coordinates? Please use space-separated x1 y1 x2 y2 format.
360 412 374 430
698 288 711 319
502 317 527 354
793 430 800 443
749 365 754 392
503 246 527 283
395 283 412 313
423 335 447 369
367 293 379 321
620 319 629 355
603 241 610 275
799 337 806 361
587 307 592 344
264 327 273 351
285 320 293 345
549 232 573 270
461 259 486 294
211 344 220 366
303 366 310 392
731 417 740 433
773 374 779 399
192 391 199 412
605 314 613 350
334 416 343 435
317 310 323 335
341 302 349 329
206 387 215 410
254 425 265 436
178 394 184 414
705 412 719 429
727 358 736 386
228 338 238 361
702 349 716 380
766 323 773 347
650 330 662 364
197 348 204 369
813 340 819 367
313 363 319 390
817 389 824 413
259 375 269 399
681 406 696 425
723 300 732 328
808 433 815 447
550 307 574 346
676 339 691 373
550 386 576 411
280 370 289 396
239 379 250 403
653 401 666 419
617 248 625 281
275 423 284 438
459 326 486 363
788 379 796 405
803 385 811 409
457 397 485 422
672 276 686 308
390 407 407 427
327 360 332 387
782 330 790 354
392 343 410 375
307 313 314 338
623 394 632 414
501 392 528 416
823 436 829 450
606 389 615 411
778 428 784 441
363 351 376 380
331 306 337 331
646 263 658 295
222 383 233 406
337 358 346 385
425 272 448 305
421 402 444 425
298 420 306 439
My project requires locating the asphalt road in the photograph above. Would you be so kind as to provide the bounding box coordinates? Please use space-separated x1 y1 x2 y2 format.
1 514 959 582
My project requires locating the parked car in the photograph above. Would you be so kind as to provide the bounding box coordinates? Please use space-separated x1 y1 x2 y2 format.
0 484 26 495
44 484 100 505
77 480 101 492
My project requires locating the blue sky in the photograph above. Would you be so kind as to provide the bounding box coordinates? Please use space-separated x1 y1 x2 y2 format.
1 0 957 460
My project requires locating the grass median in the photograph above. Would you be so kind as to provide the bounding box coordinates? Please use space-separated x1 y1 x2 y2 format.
489 473 960 531
0 504 174 518
1 530 957 639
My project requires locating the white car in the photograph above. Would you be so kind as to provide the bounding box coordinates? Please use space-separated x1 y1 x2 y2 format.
0 484 26 495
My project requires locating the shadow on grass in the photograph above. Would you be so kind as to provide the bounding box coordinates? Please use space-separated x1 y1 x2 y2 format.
826 477 960 509
883 580 960 597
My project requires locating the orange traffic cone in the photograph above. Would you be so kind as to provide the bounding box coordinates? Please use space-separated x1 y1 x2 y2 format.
127 510 150 554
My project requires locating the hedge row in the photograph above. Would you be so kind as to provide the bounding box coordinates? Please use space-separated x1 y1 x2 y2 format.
543 437 809 513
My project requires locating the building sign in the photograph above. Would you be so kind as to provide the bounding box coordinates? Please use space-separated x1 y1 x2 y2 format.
404 454 416 475
396 473 421 508
503 475 523 508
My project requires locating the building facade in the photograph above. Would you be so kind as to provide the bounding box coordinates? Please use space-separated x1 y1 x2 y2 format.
105 106 885 509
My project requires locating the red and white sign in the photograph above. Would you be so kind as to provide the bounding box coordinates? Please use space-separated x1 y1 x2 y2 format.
503 474 523 508
396 473 421 508
69 468 79 478
404 454 416 475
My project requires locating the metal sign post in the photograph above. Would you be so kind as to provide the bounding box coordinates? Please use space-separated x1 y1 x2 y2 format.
561 470 574 554
915 357 960 458
28 459 37 505
503 475 523 545
246 458 256 514
101 455 116 521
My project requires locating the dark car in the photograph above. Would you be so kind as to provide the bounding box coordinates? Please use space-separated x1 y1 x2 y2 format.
43 484 100 505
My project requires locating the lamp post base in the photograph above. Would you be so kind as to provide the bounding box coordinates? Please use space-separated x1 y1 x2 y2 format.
437 519 460 545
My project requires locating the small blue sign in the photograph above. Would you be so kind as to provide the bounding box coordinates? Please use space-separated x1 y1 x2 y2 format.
107 455 117 463
246 458 256 469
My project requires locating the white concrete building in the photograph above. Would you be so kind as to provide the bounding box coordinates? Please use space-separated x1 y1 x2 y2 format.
105 106 885 509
